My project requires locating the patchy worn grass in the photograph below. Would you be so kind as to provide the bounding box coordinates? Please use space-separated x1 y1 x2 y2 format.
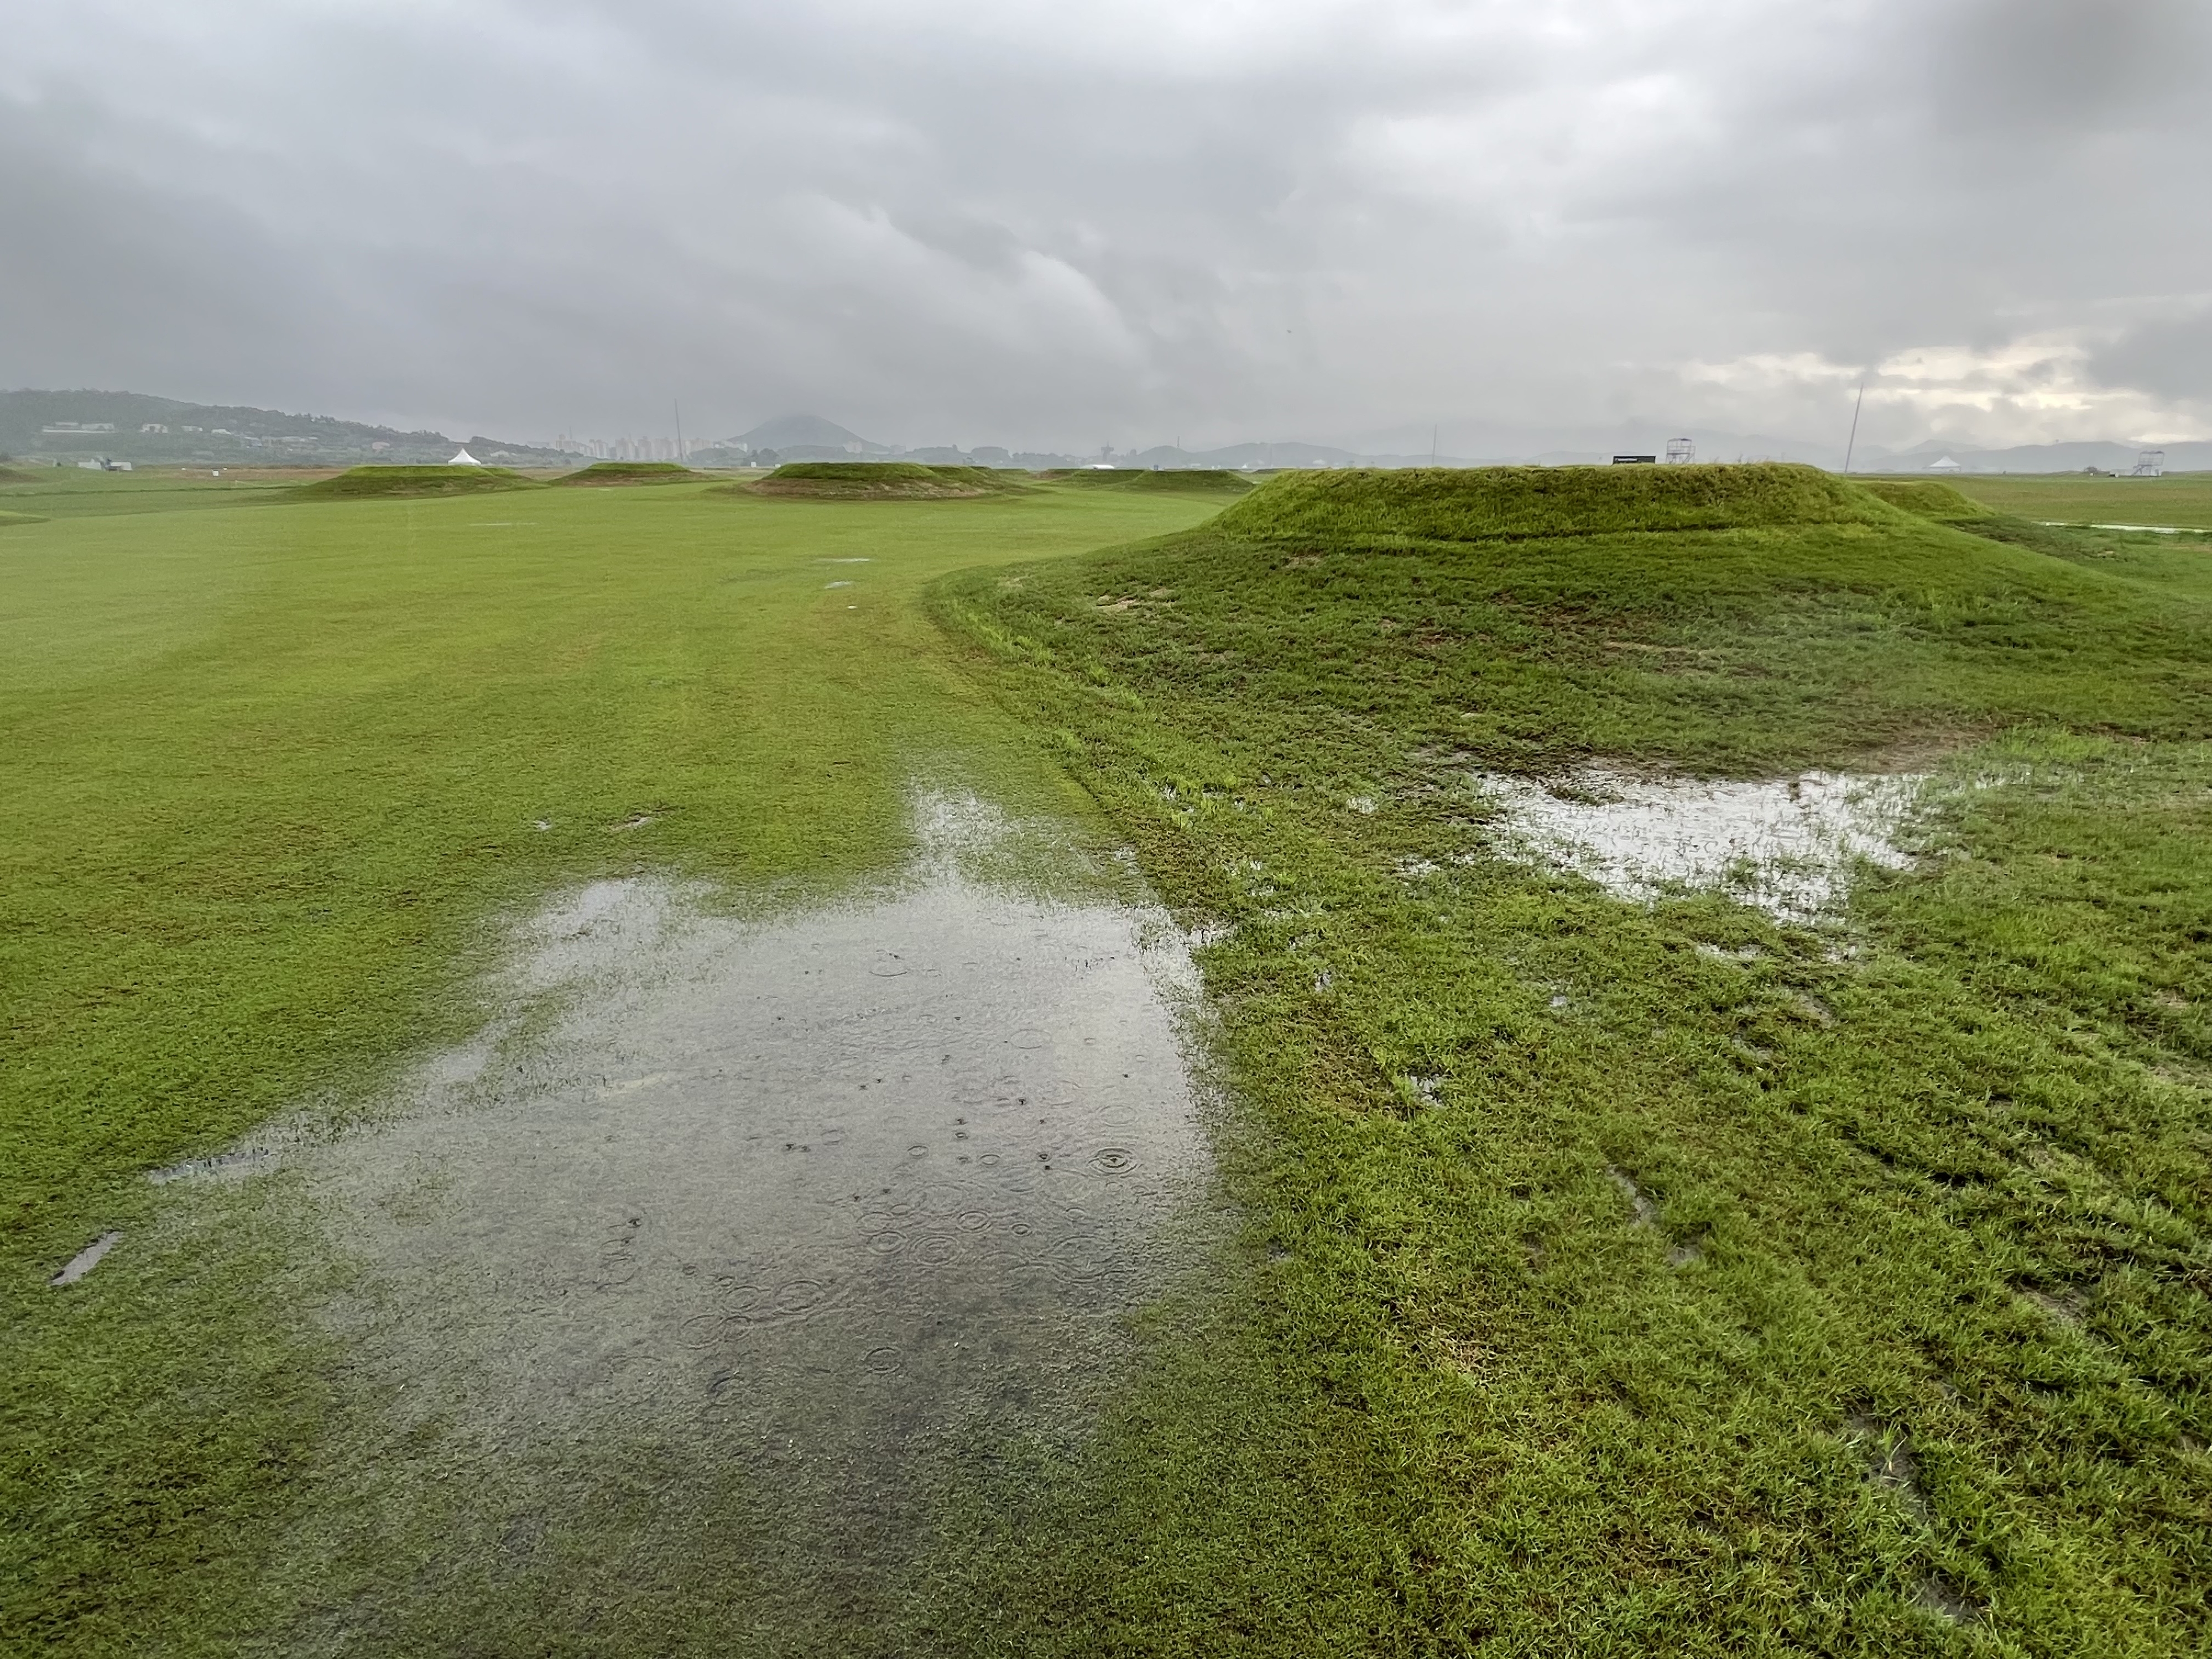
927 466 2212 1655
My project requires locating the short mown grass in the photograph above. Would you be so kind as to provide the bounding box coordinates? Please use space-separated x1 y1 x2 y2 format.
926 465 2212 1655
0 476 1230 1651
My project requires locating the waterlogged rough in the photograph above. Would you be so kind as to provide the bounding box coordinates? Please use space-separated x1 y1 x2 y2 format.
251 794 1213 1645
1476 767 1923 924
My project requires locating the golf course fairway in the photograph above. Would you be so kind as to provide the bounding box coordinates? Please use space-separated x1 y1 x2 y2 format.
5 463 2209 1655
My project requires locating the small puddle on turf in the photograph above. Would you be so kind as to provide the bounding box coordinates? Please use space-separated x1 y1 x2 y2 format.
259 792 1211 1647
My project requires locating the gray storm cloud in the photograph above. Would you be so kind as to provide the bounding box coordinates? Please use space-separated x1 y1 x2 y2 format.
3 0 2207 453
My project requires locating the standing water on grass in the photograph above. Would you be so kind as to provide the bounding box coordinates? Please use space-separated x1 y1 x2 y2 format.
227 793 1213 1651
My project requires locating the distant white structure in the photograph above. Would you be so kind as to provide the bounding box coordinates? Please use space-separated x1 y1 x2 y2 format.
1665 437 1695 465
1928 455 1963 473
2132 448 2166 478
447 448 483 467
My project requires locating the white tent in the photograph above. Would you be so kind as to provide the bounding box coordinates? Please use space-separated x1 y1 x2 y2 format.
447 448 484 467
1928 455 1961 472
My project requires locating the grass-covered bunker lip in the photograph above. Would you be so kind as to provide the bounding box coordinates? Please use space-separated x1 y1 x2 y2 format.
925 459 2212 1652
742 461 1035 500
290 463 542 499
549 460 705 486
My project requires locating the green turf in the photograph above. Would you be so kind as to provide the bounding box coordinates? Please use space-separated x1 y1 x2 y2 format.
1046 469 1256 495
550 460 702 486
927 465 2212 1654
1916 473 2212 531
0 475 1229 1651
11 457 2210 1653
0 467 312 521
1212 462 1896 545
291 464 540 499
749 461 1034 499
1856 479 1995 521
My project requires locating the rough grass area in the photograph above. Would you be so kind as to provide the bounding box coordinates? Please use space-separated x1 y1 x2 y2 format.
1936 473 2212 531
1211 461 1896 545
291 465 539 499
749 461 1032 499
1046 469 1256 495
927 477 2212 1653
550 461 702 486
1858 479 1995 521
0 478 1231 1652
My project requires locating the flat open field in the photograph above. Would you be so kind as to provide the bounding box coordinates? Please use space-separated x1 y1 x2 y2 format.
1884 472 2212 530
7 465 2209 1654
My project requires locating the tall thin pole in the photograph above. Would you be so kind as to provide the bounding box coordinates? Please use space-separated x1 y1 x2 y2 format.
1431 425 1438 465
1843 376 1866 474
674 399 685 463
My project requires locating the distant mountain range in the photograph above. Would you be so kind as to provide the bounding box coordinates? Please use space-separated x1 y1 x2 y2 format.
1855 439 2210 474
8 392 2200 474
709 417 2211 474
0 389 575 467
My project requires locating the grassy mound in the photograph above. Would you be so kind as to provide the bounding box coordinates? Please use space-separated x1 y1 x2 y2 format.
292 466 539 500
750 462 1030 499
550 461 702 487
1856 478 1995 521
925 447 2212 1651
0 466 41 486
1210 461 1896 545
1048 469 1255 495
0 509 48 526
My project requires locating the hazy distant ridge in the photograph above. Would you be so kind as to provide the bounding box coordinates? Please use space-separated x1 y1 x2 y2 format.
0 389 573 467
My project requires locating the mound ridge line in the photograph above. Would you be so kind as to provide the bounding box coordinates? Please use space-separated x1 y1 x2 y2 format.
1211 462 1906 545
746 462 1034 500
293 465 541 500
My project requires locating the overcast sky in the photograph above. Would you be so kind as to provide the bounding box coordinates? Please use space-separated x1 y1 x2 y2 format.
4 0 2208 454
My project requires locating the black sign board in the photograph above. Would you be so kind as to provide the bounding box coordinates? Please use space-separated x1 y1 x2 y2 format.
1611 454 1657 465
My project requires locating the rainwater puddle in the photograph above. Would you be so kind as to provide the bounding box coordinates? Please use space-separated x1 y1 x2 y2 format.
1475 767 1923 925
254 794 1212 1643
49 1230 121 1286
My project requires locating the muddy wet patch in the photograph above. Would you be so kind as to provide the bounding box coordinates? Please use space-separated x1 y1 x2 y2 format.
234 797 1213 1647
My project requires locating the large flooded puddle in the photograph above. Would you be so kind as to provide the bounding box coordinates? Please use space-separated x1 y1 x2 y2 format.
235 797 1212 1648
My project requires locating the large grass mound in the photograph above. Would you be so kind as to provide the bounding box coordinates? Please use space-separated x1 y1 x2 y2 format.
550 461 702 487
749 462 1029 500
1856 478 1995 521
1211 461 1897 545
293 466 539 500
925 445 2212 1652
1047 469 1255 495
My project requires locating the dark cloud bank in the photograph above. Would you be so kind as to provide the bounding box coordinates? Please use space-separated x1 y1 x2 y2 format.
4 0 2208 462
